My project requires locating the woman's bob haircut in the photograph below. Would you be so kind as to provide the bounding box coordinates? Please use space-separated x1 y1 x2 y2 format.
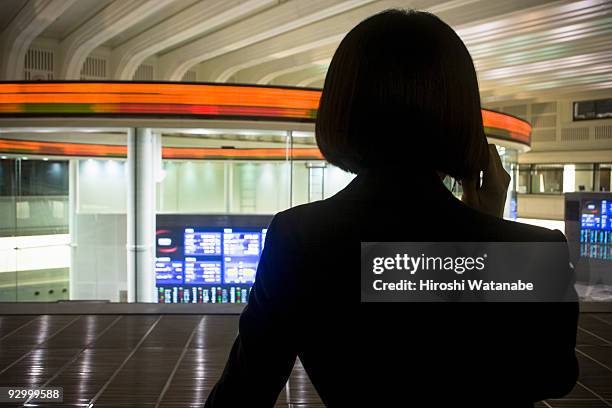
315 9 489 180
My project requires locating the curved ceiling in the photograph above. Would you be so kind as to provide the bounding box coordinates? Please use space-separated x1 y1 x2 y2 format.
0 0 610 105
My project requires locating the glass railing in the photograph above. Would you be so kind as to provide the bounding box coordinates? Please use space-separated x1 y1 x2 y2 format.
0 195 69 237
0 233 70 301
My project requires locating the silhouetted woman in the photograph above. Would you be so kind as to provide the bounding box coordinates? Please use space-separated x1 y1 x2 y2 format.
205 9 578 407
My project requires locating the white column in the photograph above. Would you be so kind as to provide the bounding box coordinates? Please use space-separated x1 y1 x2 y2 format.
127 128 157 302
68 159 77 299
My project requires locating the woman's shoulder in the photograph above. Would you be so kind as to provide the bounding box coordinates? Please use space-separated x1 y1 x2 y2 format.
272 199 341 228
484 212 566 243
443 195 564 242
276 199 337 218
271 196 566 244
269 198 353 243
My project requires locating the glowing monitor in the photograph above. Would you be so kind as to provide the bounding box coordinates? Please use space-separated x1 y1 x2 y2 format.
580 200 612 261
155 214 272 304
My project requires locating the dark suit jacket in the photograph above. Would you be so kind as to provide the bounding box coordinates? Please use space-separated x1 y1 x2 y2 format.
205 168 579 407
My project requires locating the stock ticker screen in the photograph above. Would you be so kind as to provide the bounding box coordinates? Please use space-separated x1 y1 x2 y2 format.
156 214 272 304
580 199 612 261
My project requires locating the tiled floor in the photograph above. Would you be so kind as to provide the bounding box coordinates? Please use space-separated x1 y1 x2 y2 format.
0 313 610 407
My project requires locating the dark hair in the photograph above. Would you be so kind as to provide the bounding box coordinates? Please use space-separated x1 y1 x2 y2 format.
315 9 488 180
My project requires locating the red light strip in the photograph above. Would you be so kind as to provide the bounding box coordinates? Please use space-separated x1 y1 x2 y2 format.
481 110 531 144
0 82 531 145
0 139 324 160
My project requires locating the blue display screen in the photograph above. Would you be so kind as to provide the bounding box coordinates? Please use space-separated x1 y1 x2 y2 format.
580 200 612 261
155 224 268 303
184 258 222 284
155 258 184 284
581 200 612 231
184 230 222 255
223 230 260 284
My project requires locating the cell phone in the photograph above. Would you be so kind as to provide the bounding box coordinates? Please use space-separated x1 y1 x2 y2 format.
446 170 483 195
445 141 491 195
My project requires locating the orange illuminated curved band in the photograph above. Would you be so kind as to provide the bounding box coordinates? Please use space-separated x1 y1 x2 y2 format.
0 138 325 160
0 82 320 121
0 82 531 159
0 82 531 141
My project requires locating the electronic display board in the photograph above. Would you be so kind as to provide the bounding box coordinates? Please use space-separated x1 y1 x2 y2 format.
184 230 222 256
155 259 184 285
223 230 260 284
579 199 612 261
155 214 273 304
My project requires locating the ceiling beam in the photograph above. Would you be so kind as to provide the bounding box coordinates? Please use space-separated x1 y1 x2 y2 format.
467 20 612 62
157 0 376 81
198 0 406 83
456 0 610 45
237 44 336 84
218 0 611 102
0 0 78 80
58 0 173 79
479 50 612 82
474 36 612 73
199 0 528 83
272 65 329 87
303 78 325 88
484 71 612 95
295 55 612 92
295 75 326 88
481 80 612 104
111 0 274 80
257 59 331 85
